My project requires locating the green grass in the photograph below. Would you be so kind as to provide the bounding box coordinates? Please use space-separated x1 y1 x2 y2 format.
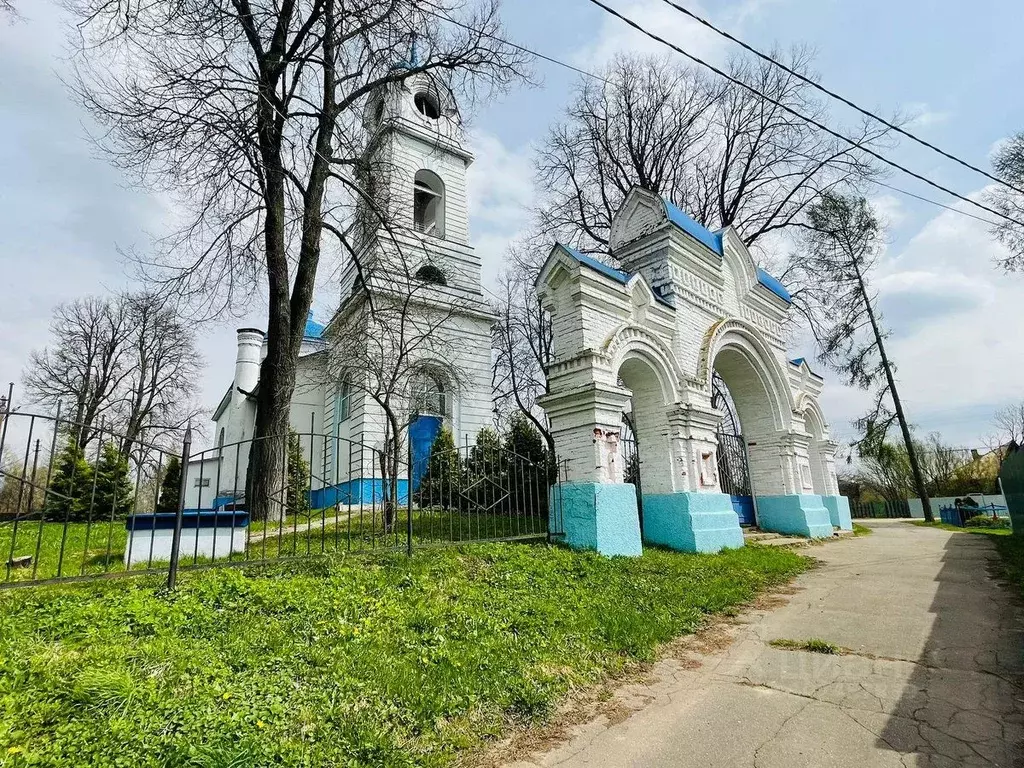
0 518 128 582
0 509 546 583
769 637 846 655
0 542 808 767
852 523 872 536
910 520 1012 536
993 535 1024 597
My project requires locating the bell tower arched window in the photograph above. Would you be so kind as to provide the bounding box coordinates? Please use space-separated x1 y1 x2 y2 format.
413 170 445 238
411 369 450 419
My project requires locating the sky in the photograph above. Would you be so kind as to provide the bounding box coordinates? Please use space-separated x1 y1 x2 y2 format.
2 0 1023 450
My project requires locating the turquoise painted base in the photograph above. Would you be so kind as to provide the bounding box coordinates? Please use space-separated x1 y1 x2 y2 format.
758 494 834 539
549 482 643 557
642 492 745 553
822 495 853 531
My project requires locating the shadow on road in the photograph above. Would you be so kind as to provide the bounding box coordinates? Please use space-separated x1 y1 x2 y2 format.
878 532 1024 765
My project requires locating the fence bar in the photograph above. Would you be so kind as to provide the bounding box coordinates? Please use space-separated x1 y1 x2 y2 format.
167 427 192 590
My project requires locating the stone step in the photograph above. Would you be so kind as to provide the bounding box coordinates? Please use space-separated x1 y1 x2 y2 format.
755 536 808 547
742 530 783 542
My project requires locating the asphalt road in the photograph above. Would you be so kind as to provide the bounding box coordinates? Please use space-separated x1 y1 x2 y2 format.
508 521 1024 767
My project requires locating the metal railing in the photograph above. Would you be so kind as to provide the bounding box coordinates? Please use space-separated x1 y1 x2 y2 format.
849 499 911 519
0 401 562 589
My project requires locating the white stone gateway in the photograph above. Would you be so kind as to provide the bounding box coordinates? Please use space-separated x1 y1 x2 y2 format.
537 188 851 556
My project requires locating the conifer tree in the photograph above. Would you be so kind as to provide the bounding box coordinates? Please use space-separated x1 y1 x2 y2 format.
44 441 93 522
93 443 135 519
286 431 311 519
156 455 182 514
418 425 462 509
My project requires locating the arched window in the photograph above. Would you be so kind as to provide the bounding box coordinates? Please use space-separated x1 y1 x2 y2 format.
410 369 450 418
414 90 441 119
218 427 225 456
413 170 444 238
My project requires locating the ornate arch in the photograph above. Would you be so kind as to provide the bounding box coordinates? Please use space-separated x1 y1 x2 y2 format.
603 323 681 405
697 317 795 431
796 393 830 440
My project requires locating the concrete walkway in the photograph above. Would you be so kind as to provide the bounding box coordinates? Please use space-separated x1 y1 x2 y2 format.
508 521 1024 767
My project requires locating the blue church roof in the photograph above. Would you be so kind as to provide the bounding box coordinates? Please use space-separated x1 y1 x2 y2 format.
755 268 792 303
660 198 791 304
789 358 823 379
557 243 629 284
304 311 325 339
663 200 724 255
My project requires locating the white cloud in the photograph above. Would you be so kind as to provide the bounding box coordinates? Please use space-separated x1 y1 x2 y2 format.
905 102 952 129
572 0 737 71
869 193 907 229
465 131 536 291
815 187 1024 446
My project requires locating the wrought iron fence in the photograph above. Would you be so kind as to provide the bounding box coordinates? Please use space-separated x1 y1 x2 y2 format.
0 400 562 589
849 499 911 519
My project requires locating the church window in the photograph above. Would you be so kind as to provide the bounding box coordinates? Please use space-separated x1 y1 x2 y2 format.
336 381 351 423
413 170 445 238
414 90 440 119
411 370 449 418
218 427 225 455
415 263 447 286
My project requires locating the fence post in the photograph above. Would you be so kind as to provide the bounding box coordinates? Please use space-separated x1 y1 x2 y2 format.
167 427 192 590
406 437 413 557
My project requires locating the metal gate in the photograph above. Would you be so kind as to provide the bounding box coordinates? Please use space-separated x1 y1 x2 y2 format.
717 432 755 526
621 415 643 536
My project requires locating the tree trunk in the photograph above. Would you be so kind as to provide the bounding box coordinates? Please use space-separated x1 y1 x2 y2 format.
854 260 934 522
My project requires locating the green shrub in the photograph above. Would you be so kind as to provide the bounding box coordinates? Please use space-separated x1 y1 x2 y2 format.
965 514 1010 529
286 430 311 519
416 425 462 509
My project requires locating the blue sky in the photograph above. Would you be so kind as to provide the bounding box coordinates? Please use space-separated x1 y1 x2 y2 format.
2 0 1023 449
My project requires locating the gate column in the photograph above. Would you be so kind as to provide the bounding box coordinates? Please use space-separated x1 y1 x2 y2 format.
541 382 643 557
635 404 745 553
752 430 834 538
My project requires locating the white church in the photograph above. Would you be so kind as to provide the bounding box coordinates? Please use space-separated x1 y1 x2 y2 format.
186 70 495 509
184 65 850 553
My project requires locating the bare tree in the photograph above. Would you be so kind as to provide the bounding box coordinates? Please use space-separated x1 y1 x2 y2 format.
115 294 203 454
534 51 890 256
326 252 469 530
491 258 553 454
986 132 1024 271
994 400 1024 446
22 293 202 454
68 0 528 521
23 296 132 447
796 192 933 521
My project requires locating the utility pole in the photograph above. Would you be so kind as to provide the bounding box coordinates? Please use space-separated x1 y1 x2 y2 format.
851 259 933 523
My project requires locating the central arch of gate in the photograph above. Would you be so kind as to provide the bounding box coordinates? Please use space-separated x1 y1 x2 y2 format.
537 187 851 556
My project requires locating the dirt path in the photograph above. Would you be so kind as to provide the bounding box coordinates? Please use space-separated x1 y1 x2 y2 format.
505 521 1024 767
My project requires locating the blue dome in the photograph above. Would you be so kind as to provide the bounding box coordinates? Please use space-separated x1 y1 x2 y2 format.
304 310 325 339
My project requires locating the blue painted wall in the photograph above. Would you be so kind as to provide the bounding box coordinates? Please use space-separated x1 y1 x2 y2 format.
643 492 745 553
822 496 853 531
549 482 642 557
758 495 833 538
308 479 410 509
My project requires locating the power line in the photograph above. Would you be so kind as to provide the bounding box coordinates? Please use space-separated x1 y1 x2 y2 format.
429 4 1013 231
580 0 1024 231
655 0 1024 199
421 6 612 85
872 180 1001 228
